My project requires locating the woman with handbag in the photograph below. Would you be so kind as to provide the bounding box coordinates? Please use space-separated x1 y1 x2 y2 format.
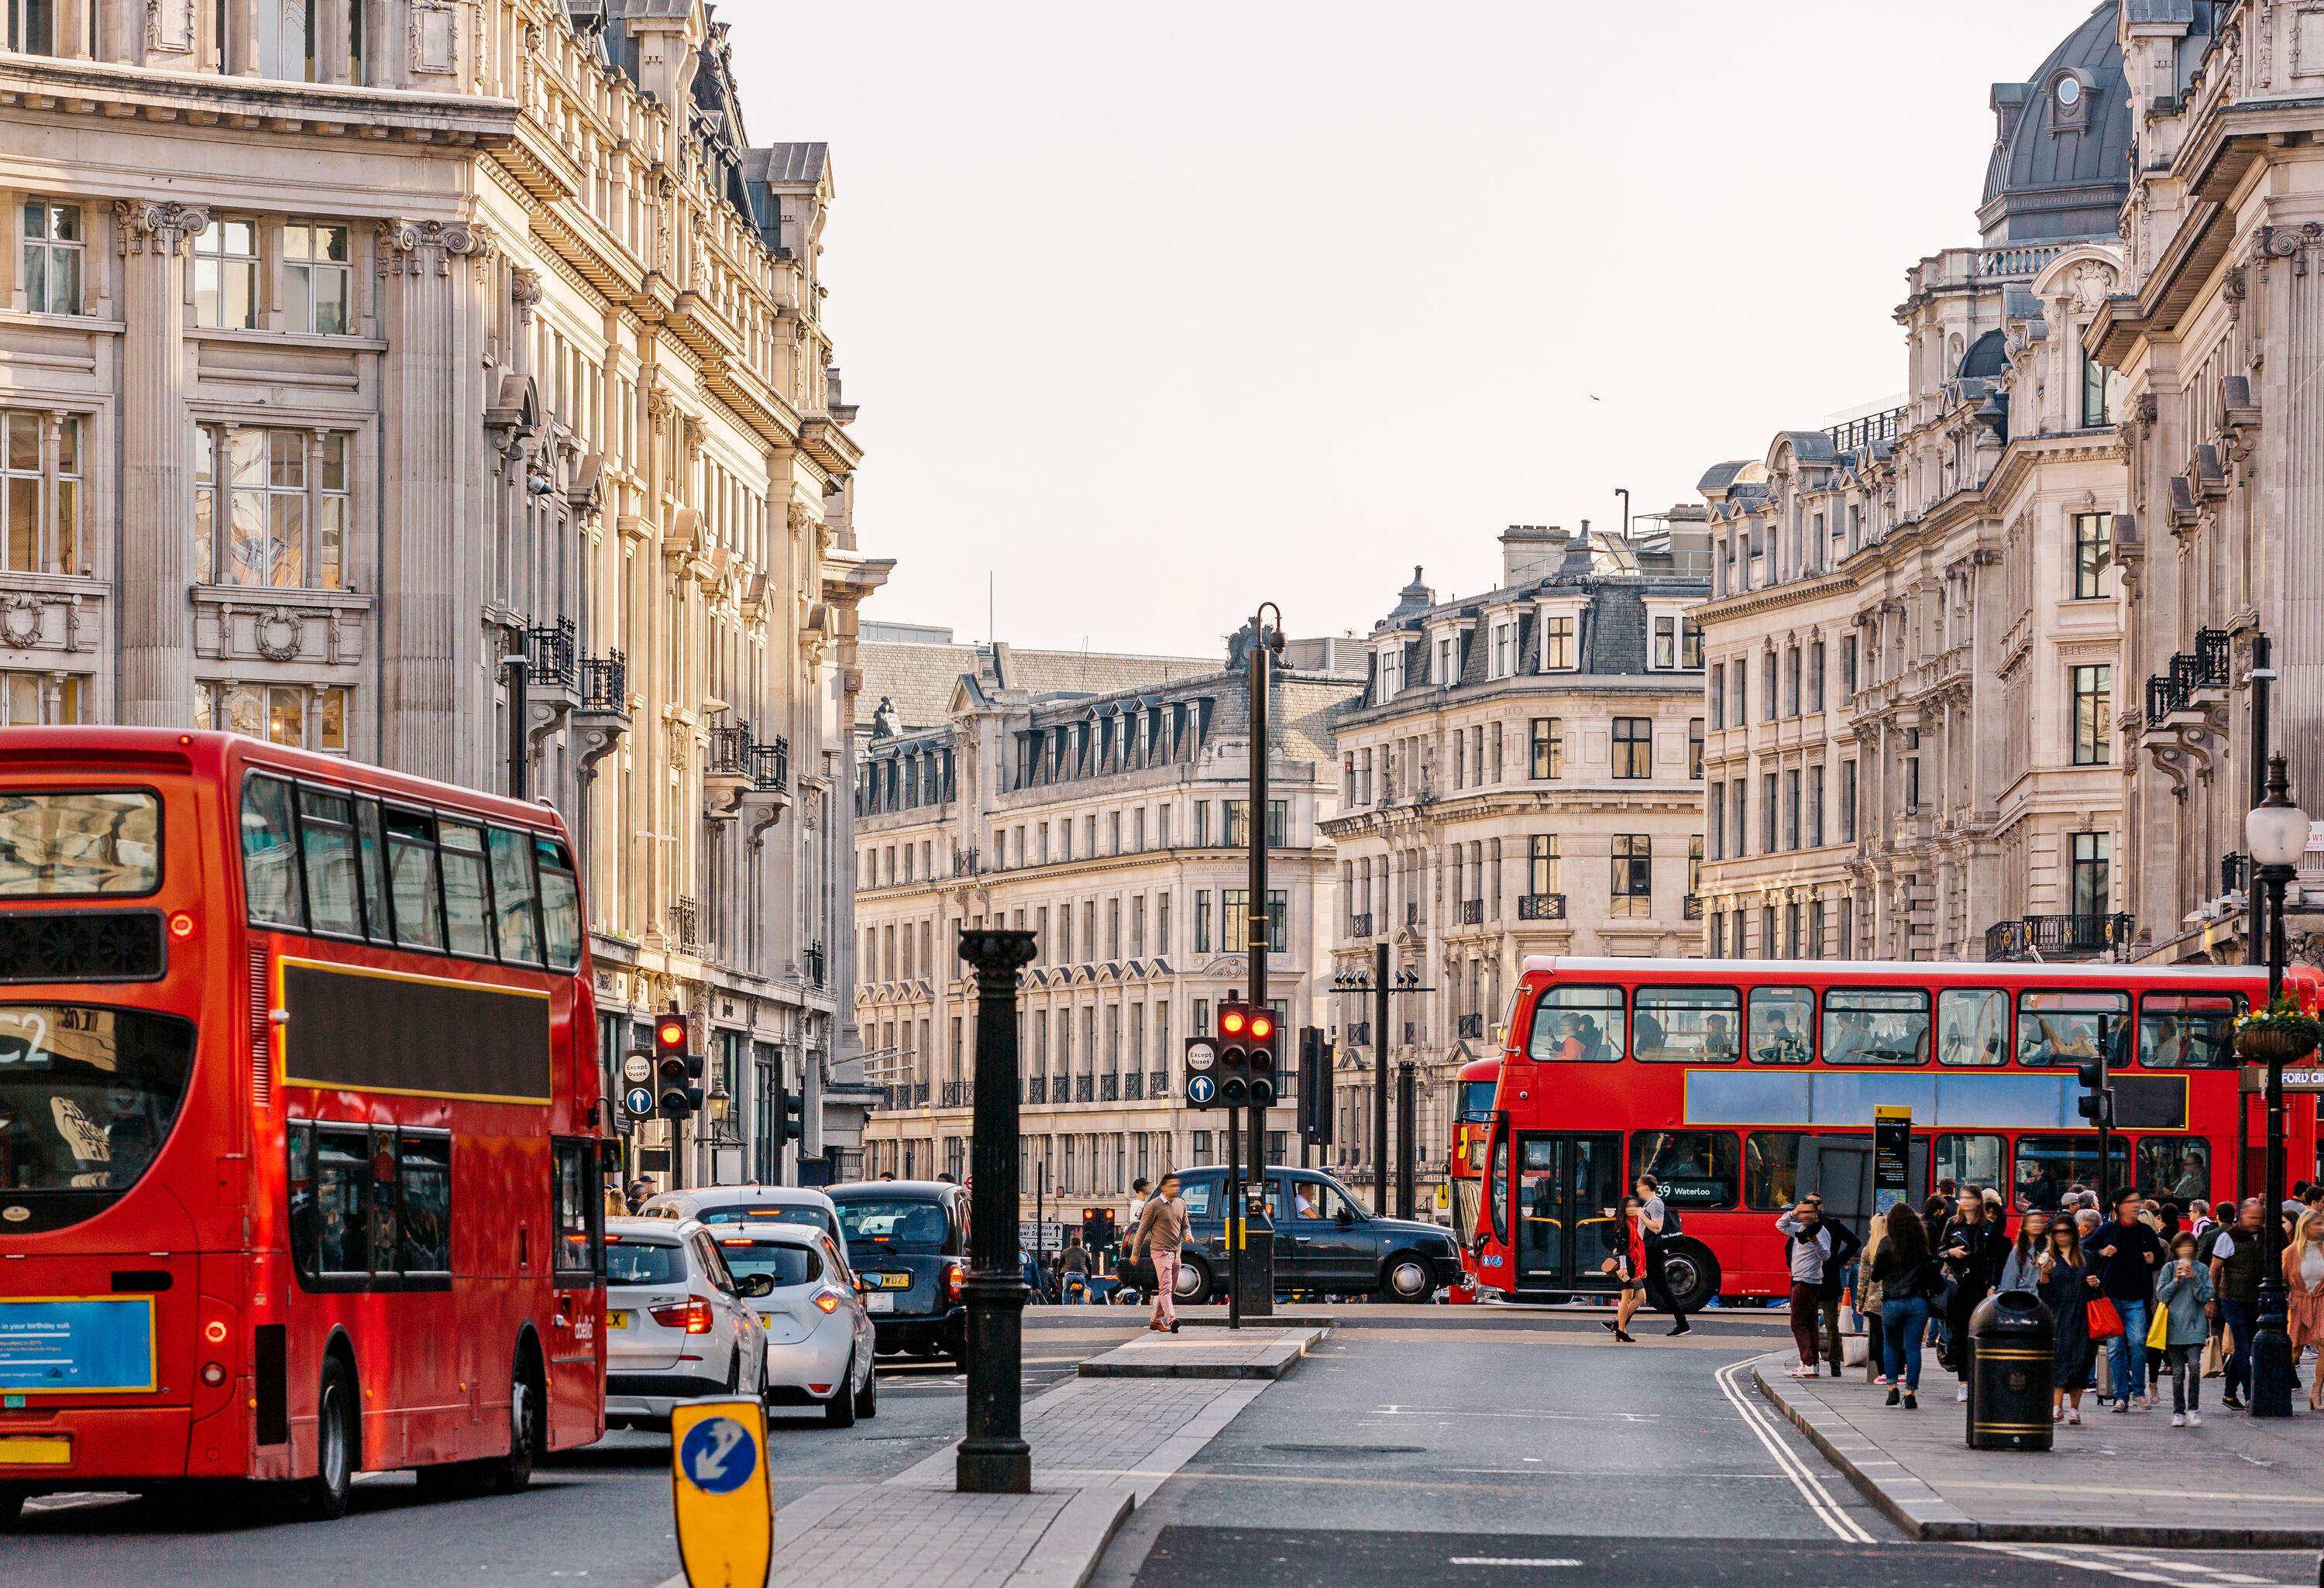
2155 1230 2214 1425
2037 1216 2099 1424
1864 1203 1939 1408
1602 1196 1649 1342
2284 1207 2324 1410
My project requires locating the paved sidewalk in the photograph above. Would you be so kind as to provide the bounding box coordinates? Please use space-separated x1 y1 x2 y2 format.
1755 1353 2324 1546
1078 1326 1320 1379
654 1370 1272 1587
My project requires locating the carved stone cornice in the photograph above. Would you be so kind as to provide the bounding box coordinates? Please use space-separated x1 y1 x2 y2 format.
114 201 208 257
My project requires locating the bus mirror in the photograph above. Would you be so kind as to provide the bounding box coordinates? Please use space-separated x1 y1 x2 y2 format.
600 1140 622 1174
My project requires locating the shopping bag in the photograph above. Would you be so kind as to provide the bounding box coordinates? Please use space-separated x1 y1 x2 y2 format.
2202 1332 2226 1377
2087 1296 2125 1341
2145 1305 2170 1351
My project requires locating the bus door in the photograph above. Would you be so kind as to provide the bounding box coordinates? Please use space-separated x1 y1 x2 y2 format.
1798 1133 1927 1225
1512 1133 1623 1291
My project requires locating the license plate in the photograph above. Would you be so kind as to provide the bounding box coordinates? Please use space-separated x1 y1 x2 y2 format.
865 1293 895 1313
879 1273 911 1289
607 1310 631 1329
0 1436 71 1466
758 1313 775 1327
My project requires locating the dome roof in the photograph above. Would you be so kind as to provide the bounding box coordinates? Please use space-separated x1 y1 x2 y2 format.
1977 2 2131 247
1959 329 2009 380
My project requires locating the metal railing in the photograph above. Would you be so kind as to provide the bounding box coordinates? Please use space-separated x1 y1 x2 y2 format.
1457 1013 1483 1039
709 724 752 779
2223 851 2251 897
804 942 826 988
2147 629 2236 730
1095 1073 1116 1101
2145 672 2188 731
1459 899 1483 926
941 1081 971 1107
1518 892 1566 921
1346 913 1373 938
577 649 626 710
751 736 789 792
1148 1070 1167 1098
669 896 698 952
1984 913 2135 961
1824 406 1905 455
525 617 576 691
913 1082 930 1106
1123 1071 1143 1101
1026 1076 1047 1105
1074 1074 1094 1103
1683 894 1704 920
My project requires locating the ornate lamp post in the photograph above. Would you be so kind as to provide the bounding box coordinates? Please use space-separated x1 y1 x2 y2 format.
2241 753 2312 1419
955 927 1037 1490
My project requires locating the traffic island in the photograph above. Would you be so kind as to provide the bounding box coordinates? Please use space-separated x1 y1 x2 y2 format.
1078 1325 1323 1379
1752 1352 2324 1546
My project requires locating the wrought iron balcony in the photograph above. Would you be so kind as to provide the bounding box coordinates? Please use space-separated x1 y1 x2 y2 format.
2146 629 2235 730
804 942 826 988
1457 1013 1483 1040
940 1081 968 1107
525 617 576 692
1148 1070 1167 1098
884 1084 909 1109
1518 892 1566 921
1074 1074 1094 1103
913 1082 930 1106
750 735 789 792
1824 405 1906 454
1459 899 1483 926
1346 913 1373 938
708 724 754 779
2223 851 2251 897
1026 1076 1047 1104
1683 894 1704 920
1099 1073 1119 1102
1984 913 2135 962
577 650 627 712
669 895 699 952
1123 1071 1144 1101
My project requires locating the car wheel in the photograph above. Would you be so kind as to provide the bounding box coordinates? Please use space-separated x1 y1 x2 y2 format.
301 1357 356 1521
1377 1253 1435 1304
823 1349 859 1428
853 1353 878 1419
1659 1242 1721 1315
1174 1256 1215 1305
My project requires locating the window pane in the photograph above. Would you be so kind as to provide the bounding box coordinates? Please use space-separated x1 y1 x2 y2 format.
1632 985 1739 1062
1748 987 1813 1063
2015 991 2130 1066
297 788 361 936
229 480 267 586
314 267 347 335
266 686 303 747
312 1131 373 1273
1744 1131 1806 1210
241 774 304 927
486 826 542 966
1630 1129 1739 1209
354 799 392 944
269 492 304 586
2012 1134 2126 1211
318 687 345 751
398 1135 452 1272
538 836 583 971
2139 993 2243 1069
1821 988 1930 1065
438 820 496 957
284 265 311 336
1934 1133 2007 1201
1937 989 2008 1067
1525 985 1624 1061
384 809 445 950
2139 1137 2212 1203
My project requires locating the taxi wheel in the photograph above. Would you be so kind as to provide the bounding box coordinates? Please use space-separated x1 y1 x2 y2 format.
1175 1256 1215 1305
853 1354 878 1419
824 1349 860 1428
1378 1254 1435 1304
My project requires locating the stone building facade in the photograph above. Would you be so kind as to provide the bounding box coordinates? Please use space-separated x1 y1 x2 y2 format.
2090 0 2324 961
1321 522 1710 1208
851 633 1360 1212
0 0 885 1183
1692 3 2134 964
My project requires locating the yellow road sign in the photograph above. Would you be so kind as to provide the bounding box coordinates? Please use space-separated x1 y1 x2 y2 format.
670 1397 772 1588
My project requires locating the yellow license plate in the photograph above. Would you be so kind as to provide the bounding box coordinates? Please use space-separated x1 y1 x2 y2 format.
607 1310 631 1329
880 1273 910 1289
0 1436 71 1466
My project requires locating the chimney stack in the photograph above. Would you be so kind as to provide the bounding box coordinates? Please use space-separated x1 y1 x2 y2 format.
1500 524 1569 587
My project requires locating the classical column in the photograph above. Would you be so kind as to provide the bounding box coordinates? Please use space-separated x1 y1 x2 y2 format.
115 201 207 727
376 218 491 783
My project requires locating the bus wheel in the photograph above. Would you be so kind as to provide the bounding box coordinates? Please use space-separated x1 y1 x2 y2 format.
302 1358 357 1521
1377 1253 1435 1304
486 1360 544 1494
1659 1243 1721 1315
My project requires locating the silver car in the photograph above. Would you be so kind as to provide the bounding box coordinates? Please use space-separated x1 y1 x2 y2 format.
711 1223 878 1426
636 1184 847 1252
603 1218 771 1430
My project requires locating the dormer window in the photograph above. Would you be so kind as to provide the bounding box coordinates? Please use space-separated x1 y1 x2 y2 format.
2050 69 2094 134
1487 615 1518 680
1435 633 1458 686
1378 644 1404 703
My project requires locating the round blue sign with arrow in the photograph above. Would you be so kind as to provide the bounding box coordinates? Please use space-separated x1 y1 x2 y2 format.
1187 1073 1217 1106
677 1414 758 1495
624 1084 654 1117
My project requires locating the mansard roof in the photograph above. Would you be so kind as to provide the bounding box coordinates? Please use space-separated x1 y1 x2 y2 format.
1978 1 2132 246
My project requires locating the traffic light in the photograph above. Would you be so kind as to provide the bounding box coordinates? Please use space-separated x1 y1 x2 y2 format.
1080 1207 1117 1254
1210 1002 1280 1109
654 1012 698 1121
1298 1028 1334 1145
1246 1006 1281 1107
781 1091 806 1142
2076 1054 2113 1129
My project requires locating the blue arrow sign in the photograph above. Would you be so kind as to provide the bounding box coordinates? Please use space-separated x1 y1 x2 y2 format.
624 1085 654 1117
1187 1073 1216 1106
677 1414 758 1494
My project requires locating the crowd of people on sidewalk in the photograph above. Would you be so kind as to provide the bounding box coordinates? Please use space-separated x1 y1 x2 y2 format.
1782 1177 2324 1430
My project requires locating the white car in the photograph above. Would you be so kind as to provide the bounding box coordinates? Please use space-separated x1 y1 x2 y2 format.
603 1218 771 1430
710 1223 879 1426
637 1184 847 1253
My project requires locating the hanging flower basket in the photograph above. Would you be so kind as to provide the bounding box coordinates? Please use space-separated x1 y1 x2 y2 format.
2234 996 2322 1064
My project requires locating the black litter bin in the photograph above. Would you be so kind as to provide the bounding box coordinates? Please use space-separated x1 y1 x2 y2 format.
1965 1289 2054 1451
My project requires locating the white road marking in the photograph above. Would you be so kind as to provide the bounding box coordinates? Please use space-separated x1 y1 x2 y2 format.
1961 1542 2309 1586
1448 1559 1583 1569
1711 1355 1875 1545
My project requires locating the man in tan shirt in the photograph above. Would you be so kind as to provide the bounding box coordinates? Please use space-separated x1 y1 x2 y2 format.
1130 1171 1188 1332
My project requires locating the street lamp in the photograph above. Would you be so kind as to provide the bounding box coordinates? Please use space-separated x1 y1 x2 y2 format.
2243 751 2309 1418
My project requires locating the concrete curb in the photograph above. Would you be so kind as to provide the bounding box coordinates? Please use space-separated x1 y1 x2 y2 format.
1751 1359 2324 1548
1078 1327 1322 1379
1014 1484 1136 1588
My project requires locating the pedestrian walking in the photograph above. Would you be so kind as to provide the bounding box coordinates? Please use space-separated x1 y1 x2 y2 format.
1775 1198 1834 1377
1128 1171 1188 1333
1604 1195 1650 1342
1865 1202 1939 1408
2156 1231 2214 1425
1635 1173 1693 1337
1937 1189 2007 1402
2036 1215 2097 1425
1858 1208 1889 1384
2090 1185 2166 1412
1807 1194 1861 1377
1999 1209 2053 1292
2284 1206 2324 1411
1128 1177 1150 1228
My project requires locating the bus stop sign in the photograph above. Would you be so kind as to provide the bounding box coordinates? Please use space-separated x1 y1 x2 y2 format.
670 1397 770 1588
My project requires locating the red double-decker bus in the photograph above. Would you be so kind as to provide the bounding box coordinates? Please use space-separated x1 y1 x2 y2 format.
1470 955 2321 1309
1448 1056 1498 1250
0 729 606 1523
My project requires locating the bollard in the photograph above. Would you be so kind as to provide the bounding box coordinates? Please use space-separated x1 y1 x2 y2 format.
1965 1290 2054 1451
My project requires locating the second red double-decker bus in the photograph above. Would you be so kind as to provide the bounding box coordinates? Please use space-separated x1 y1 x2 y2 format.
0 729 606 1524
1470 954 2320 1309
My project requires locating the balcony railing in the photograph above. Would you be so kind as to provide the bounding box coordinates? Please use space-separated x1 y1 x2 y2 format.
1683 894 1704 920
1984 913 2135 962
913 1082 930 1106
1457 1013 1483 1040
709 724 753 779
750 735 789 792
1518 892 1566 921
941 1081 971 1108
1026 1076 1047 1104
1346 913 1373 939
577 650 627 711
2223 851 2251 897
1098 1073 1119 1102
1977 242 2064 279
525 617 576 692
1459 899 1483 926
1824 406 1905 455
1123 1071 1144 1101
2147 628 2235 730
805 942 826 988
882 1084 909 1109
669 896 699 952
1148 1070 1167 1098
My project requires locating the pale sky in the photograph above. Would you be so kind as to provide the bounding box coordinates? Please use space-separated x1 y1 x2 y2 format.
725 0 2105 657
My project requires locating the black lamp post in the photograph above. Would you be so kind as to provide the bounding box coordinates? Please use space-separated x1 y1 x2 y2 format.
2243 753 2309 1419
955 926 1037 1490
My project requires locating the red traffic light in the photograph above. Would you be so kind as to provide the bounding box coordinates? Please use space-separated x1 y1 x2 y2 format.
655 1017 686 1052
1219 1007 1248 1036
1249 1012 1274 1041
